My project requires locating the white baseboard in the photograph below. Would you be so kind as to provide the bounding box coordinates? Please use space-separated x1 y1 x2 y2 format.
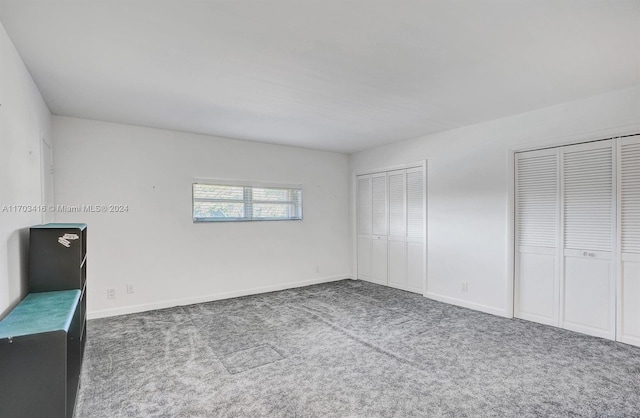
88 274 352 319
514 311 558 327
614 334 640 348
424 292 509 318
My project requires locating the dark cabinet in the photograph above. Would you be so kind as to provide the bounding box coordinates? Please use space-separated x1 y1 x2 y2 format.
0 223 88 418
29 223 87 356
29 223 87 292
0 290 82 418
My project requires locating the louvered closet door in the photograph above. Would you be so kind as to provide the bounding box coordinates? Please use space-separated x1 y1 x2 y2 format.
618 135 640 346
388 170 407 289
515 148 560 326
370 173 388 285
358 164 426 294
562 140 615 340
357 175 372 281
406 167 426 293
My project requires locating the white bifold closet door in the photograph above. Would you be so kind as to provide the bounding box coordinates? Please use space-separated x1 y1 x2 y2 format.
406 168 426 293
618 135 640 346
357 166 425 293
357 176 372 281
515 148 560 326
561 141 615 339
515 140 616 340
370 173 388 285
388 170 407 289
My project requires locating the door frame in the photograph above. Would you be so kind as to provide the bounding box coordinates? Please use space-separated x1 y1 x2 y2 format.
616 134 640 347
352 160 427 294
40 135 54 224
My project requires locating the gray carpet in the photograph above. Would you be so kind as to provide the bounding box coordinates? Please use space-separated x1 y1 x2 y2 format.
75 280 640 417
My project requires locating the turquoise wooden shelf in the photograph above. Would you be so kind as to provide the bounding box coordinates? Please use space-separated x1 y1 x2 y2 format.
0 290 81 339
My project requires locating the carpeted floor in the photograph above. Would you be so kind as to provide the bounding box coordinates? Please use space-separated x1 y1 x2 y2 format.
75 279 640 417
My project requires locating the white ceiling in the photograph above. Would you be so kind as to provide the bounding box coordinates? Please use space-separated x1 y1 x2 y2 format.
1 1 639 153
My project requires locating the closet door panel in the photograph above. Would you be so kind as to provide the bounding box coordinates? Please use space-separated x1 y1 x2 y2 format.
406 242 424 293
387 170 408 290
405 167 425 294
357 176 371 236
621 256 640 343
371 238 388 285
369 173 388 284
563 255 612 335
388 170 406 239
388 240 407 289
356 175 372 281
357 238 372 280
517 248 557 324
515 149 560 324
562 141 614 339
371 174 387 237
619 135 640 346
562 143 613 254
406 168 424 240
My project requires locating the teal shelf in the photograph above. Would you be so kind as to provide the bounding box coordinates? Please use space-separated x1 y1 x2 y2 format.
31 223 87 230
0 290 81 338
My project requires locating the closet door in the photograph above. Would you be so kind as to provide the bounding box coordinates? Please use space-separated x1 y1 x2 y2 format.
561 140 615 340
515 149 560 326
618 135 640 346
357 175 372 281
370 173 388 285
357 164 426 294
406 167 426 293
388 170 407 289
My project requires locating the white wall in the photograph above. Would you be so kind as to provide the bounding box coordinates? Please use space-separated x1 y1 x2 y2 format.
0 22 52 317
53 116 350 318
350 86 640 317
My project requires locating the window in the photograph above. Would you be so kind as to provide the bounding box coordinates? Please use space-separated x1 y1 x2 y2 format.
193 181 303 222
